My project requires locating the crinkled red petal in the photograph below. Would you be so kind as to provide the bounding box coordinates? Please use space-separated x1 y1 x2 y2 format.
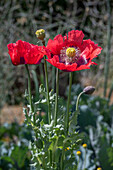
46 55 78 72
7 40 46 65
81 39 102 59
46 34 64 55
24 45 46 64
7 42 21 65
68 30 84 45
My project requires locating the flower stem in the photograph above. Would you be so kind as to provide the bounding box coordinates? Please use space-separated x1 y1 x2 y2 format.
41 40 51 168
61 147 65 170
77 157 80 170
66 72 72 134
76 91 84 111
25 65 34 113
52 66 56 92
44 56 51 124
54 68 59 126
42 40 51 124
83 148 86 170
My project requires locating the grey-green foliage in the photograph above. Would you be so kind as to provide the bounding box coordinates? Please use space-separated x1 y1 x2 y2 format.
24 84 83 170
67 84 113 169
88 116 113 170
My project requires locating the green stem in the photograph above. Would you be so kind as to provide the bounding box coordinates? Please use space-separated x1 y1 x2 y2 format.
61 147 65 170
52 137 58 168
66 72 73 134
54 68 59 126
42 154 46 169
42 40 51 124
52 66 56 92
40 63 45 85
44 56 51 124
83 148 86 170
49 150 52 167
77 157 80 170
76 91 84 111
41 41 51 168
25 65 34 113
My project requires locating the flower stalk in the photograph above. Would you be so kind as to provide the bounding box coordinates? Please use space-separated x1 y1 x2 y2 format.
41 39 51 124
25 64 34 113
66 72 73 134
83 148 86 170
76 86 95 111
82 144 87 170
44 56 51 124
54 68 59 126
76 91 84 111
76 151 81 170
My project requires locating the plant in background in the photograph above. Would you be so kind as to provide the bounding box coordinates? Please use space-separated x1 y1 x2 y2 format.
0 123 32 169
7 29 102 169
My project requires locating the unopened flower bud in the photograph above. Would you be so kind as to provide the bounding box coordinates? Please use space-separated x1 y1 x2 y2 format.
83 86 95 95
35 29 45 40
82 143 87 148
76 151 81 156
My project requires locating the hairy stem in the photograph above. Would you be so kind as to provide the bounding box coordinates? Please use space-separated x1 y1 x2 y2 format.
44 57 51 124
54 68 59 126
76 91 84 111
66 72 72 134
42 40 51 124
25 65 34 113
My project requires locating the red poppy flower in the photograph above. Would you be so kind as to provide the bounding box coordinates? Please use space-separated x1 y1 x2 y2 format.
46 30 102 72
7 40 46 65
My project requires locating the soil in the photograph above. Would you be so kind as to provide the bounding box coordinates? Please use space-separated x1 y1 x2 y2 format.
0 104 24 125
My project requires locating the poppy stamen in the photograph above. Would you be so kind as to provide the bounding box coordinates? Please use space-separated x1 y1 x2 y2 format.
66 47 76 58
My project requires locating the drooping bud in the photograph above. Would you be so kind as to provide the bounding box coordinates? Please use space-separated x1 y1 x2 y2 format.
66 47 76 58
76 151 81 156
83 86 95 95
35 29 45 40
